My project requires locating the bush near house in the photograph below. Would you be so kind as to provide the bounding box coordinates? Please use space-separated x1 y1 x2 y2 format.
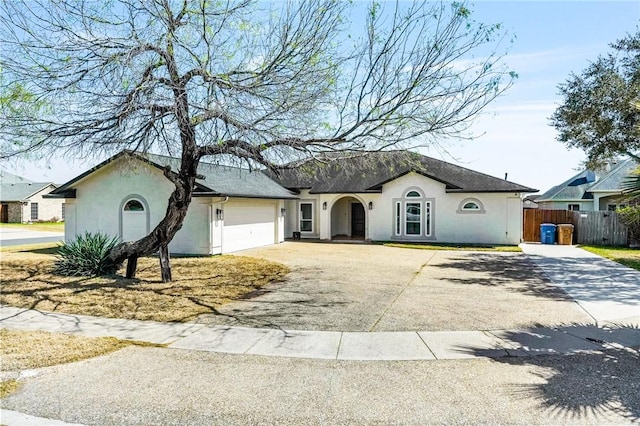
55 232 120 276
617 206 640 246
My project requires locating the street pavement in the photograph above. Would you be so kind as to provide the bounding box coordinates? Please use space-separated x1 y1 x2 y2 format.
0 227 64 247
1 243 639 425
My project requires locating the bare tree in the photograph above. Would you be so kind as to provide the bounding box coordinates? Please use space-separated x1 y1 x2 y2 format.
0 0 515 281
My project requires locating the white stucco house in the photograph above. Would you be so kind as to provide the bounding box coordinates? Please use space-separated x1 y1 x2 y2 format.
48 150 536 254
271 152 537 245
47 151 297 255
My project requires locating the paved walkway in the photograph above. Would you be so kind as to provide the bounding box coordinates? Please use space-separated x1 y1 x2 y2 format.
520 243 640 324
1 305 638 363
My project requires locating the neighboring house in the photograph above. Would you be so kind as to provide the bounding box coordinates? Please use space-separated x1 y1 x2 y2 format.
271 152 537 245
47 151 297 255
0 170 64 223
536 158 638 211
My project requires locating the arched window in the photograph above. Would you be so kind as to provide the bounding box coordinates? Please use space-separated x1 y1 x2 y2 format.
120 196 149 242
457 198 485 214
463 202 480 210
123 199 145 211
393 188 434 238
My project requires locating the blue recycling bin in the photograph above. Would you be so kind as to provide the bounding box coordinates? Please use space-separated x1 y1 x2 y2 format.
540 223 557 244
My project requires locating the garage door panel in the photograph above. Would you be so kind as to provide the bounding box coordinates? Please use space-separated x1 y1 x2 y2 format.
223 201 276 253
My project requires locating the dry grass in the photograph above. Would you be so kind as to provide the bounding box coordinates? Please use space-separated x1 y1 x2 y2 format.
0 246 289 322
0 329 138 372
0 379 20 398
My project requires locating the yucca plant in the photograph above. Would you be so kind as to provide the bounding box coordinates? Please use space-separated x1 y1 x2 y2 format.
55 232 120 276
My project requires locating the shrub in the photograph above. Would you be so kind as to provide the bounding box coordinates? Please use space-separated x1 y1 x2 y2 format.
617 206 640 244
55 232 120 276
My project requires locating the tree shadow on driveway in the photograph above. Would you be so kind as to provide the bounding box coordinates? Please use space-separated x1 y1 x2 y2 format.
456 322 640 423
430 253 574 301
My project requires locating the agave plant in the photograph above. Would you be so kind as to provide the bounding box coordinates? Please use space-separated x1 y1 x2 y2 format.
55 232 120 277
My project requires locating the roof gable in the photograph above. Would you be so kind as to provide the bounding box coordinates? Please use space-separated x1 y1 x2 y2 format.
537 158 639 202
0 182 56 202
271 151 536 194
587 159 639 192
49 151 296 200
536 169 600 202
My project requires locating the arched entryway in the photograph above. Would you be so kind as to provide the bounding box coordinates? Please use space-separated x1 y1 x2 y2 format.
330 196 366 240
120 196 150 242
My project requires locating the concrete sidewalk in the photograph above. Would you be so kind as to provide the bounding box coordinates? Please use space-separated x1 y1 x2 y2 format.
520 243 640 325
2 305 638 362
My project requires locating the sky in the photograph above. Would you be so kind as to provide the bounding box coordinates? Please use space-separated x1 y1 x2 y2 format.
1 1 639 194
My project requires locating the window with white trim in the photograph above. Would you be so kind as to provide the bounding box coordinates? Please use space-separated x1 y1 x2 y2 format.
457 198 485 214
30 203 38 220
300 202 313 233
568 204 580 211
405 202 421 235
393 188 434 239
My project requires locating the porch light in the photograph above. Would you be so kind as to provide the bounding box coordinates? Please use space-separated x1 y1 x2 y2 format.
322 202 327 210
281 208 286 217
216 208 224 220
368 201 373 210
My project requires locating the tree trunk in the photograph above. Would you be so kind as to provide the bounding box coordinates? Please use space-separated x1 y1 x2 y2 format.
125 255 138 279
158 245 172 282
106 151 200 281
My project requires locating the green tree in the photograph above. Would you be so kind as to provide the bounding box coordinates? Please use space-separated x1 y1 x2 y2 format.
550 30 640 168
0 0 515 281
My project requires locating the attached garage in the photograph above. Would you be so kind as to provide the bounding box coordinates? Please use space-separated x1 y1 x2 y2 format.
47 151 297 255
221 199 278 253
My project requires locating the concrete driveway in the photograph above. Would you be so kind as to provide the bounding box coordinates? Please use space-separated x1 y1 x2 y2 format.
198 242 591 331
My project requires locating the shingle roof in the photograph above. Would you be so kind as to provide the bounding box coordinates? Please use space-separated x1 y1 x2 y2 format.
536 158 639 202
49 151 297 200
271 151 537 194
0 170 33 184
141 153 297 199
536 169 597 202
587 158 639 192
1 182 55 202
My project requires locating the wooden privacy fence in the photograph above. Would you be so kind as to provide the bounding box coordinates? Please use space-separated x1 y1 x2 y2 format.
523 209 629 246
522 209 575 243
571 210 628 246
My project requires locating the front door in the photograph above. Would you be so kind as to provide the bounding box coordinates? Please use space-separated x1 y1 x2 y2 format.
0 204 8 223
351 203 365 238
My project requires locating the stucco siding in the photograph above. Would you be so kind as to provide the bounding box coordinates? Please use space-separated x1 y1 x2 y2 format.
69 159 210 254
289 172 524 245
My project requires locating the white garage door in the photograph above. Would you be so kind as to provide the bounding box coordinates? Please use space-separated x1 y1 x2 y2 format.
222 200 276 253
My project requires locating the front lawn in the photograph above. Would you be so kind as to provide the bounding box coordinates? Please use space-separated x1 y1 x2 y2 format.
0 244 289 322
0 222 64 233
580 245 640 271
